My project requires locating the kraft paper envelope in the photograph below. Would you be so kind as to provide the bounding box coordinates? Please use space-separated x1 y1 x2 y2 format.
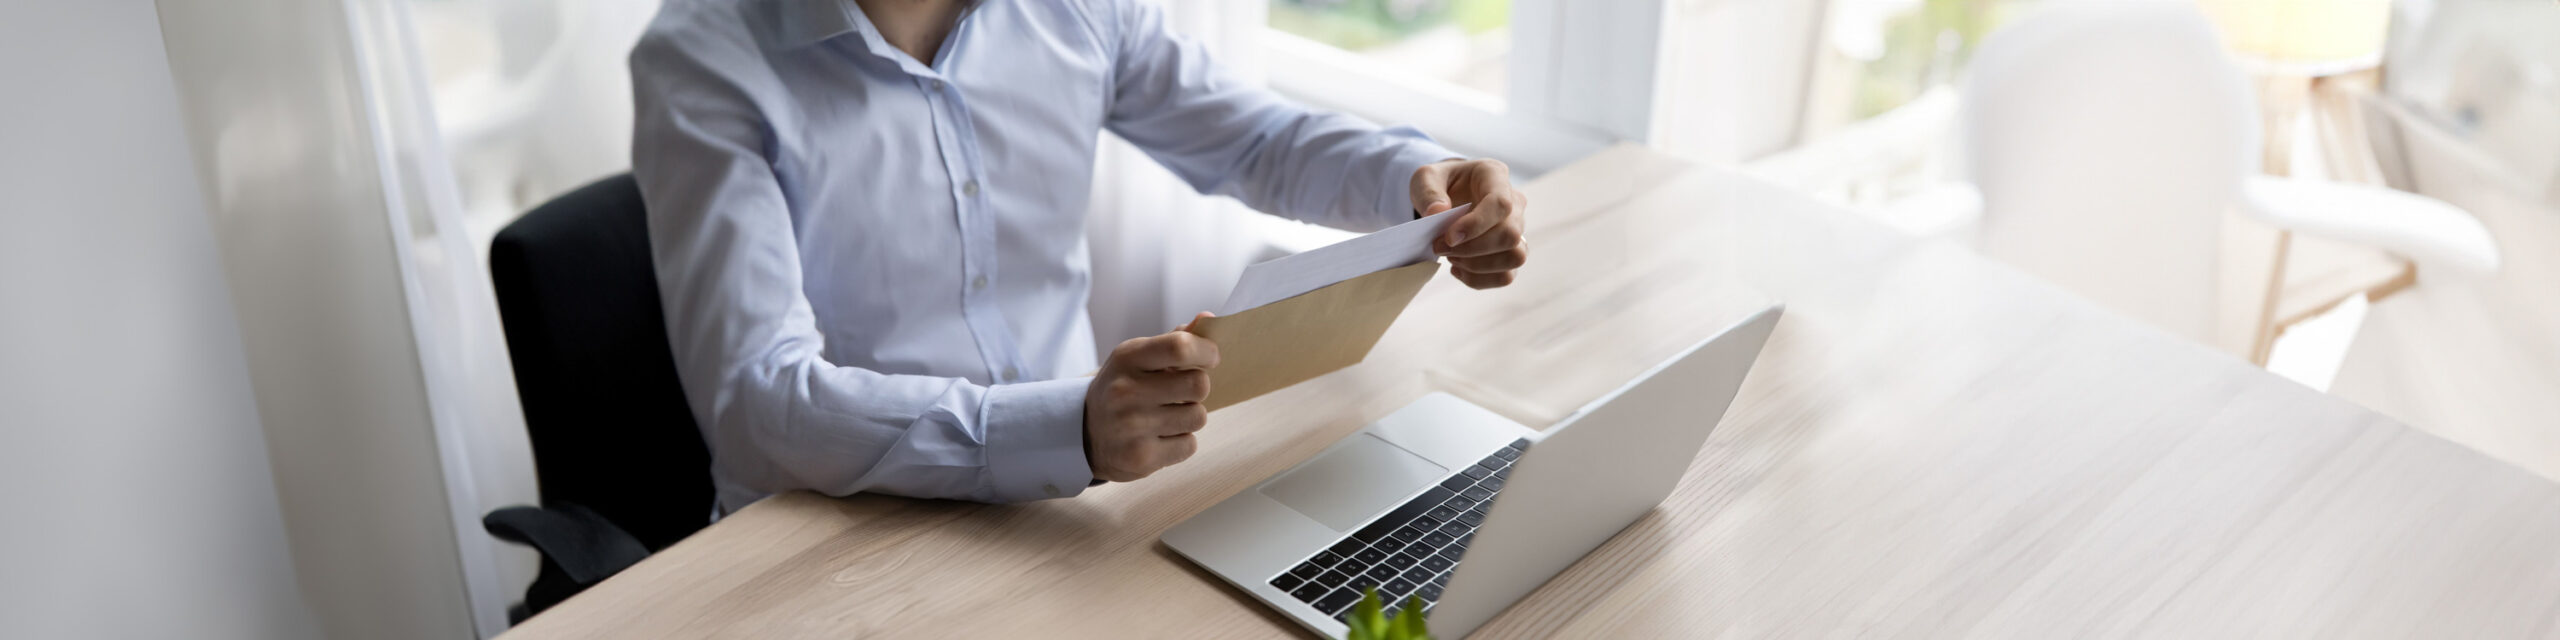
1187 261 1439 411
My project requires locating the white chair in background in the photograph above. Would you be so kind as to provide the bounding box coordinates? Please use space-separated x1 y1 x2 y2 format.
1950 1 2500 360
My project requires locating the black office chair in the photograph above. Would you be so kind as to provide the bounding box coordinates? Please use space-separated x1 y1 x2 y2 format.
481 173 713 623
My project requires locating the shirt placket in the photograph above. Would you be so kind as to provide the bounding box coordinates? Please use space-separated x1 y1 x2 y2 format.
919 74 1030 385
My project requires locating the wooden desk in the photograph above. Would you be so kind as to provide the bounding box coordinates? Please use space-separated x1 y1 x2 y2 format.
503 146 2560 638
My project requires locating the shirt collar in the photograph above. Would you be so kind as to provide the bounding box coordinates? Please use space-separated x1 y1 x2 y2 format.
770 0 861 49
770 0 991 72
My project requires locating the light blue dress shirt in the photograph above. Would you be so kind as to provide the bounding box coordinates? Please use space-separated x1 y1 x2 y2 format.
631 0 1458 511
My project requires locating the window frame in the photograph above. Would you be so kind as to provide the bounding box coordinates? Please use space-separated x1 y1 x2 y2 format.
1263 0 1671 175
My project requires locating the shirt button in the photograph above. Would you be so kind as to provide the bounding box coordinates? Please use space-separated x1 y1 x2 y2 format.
931 79 945 91
1003 366 1020 381
961 179 979 197
971 275 988 291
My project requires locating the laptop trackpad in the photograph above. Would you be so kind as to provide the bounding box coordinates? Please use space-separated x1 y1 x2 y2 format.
1260 433 1450 532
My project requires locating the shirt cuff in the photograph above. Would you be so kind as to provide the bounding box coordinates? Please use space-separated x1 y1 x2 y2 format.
981 376 1096 502
1374 126 1464 231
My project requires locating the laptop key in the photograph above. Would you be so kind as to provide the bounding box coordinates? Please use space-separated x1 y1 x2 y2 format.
1432 525 1465 543
1281 576 1315 599
1438 475 1473 492
1419 583 1445 602
1365 564 1401 582
1371 536 1409 555
1289 562 1324 579
1352 487 1456 543
1479 476 1506 491
1459 487 1492 502
1401 564 1437 583
1424 506 1460 522
1390 525 1425 542
1328 539 1365 558
1314 570 1350 589
1475 457 1504 471
1312 551 1344 567
1457 509 1488 527
1460 465 1492 480
1383 552 1420 570
1418 553 1454 573
1339 556 1372 574
1346 575 1383 593
1354 548 1390 565
1508 438 1531 450
1383 578 1417 599
1419 531 1455 549
1444 497 1475 512
1313 588 1362 615
1492 446 1521 460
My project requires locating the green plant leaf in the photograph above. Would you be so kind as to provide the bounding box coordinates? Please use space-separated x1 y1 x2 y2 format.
1395 595 1431 639
1354 587 1388 637
1341 587 1436 640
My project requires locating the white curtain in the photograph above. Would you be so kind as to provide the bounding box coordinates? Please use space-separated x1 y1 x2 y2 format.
411 0 661 246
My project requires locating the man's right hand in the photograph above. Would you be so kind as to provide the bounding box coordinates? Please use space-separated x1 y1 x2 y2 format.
1085 322 1220 483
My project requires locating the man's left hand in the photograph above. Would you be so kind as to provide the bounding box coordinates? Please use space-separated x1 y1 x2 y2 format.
1410 158 1529 289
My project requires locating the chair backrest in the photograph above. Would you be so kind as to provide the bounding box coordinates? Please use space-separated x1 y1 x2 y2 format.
489 173 710 551
1962 1 2258 341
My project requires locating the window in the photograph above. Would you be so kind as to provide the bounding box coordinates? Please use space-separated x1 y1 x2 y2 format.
1267 0 1512 104
1802 0 2044 139
1721 0 2052 215
1254 0 2046 176
1261 0 1663 175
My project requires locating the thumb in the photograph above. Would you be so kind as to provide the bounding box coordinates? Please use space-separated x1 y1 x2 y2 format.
1412 189 1452 218
1177 311 1214 333
1410 165 1454 217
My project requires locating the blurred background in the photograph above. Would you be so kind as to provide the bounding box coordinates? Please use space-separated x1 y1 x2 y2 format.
4 0 2554 638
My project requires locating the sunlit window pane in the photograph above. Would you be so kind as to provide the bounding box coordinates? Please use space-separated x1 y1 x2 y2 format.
1267 0 1510 101
1812 0 2041 132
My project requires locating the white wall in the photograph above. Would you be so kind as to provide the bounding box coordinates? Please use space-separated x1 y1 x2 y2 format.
0 2 325 638
153 0 539 635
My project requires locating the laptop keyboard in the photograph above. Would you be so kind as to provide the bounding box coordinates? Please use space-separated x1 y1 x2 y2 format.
1268 438 1527 622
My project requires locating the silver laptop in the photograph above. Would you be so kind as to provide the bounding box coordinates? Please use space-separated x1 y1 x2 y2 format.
1164 304 1782 638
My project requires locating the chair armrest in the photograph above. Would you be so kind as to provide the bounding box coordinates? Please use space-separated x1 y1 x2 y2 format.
483 503 651 621
2239 176 2503 277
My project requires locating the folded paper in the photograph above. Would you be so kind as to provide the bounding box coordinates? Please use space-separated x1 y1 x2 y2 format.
1188 261 1439 410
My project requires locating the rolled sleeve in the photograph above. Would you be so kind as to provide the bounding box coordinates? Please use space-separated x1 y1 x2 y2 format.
1374 129 1462 229
1101 0 1471 233
981 376 1096 501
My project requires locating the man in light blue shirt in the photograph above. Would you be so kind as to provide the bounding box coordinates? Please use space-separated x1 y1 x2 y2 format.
633 0 1530 513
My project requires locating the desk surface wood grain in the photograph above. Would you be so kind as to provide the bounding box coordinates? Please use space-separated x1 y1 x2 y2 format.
502 146 2560 639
